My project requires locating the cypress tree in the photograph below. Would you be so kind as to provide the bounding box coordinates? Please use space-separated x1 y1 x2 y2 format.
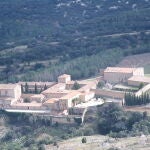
44 84 47 90
21 84 24 93
25 82 29 93
34 83 38 94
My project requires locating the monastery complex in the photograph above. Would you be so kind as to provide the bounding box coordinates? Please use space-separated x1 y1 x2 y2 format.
0 66 150 116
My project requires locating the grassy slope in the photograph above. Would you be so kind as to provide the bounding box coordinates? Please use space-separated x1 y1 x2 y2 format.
46 135 150 150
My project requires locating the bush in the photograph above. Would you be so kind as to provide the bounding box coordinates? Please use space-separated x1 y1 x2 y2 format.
61 134 70 140
74 117 82 125
109 130 128 138
38 136 53 145
81 137 87 143
83 128 94 136
97 81 105 88
2 131 15 141
53 141 59 147
24 138 35 147
72 82 81 90
24 98 30 103
38 144 45 150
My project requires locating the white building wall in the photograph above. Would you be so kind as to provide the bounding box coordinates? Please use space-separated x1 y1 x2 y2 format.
58 76 71 83
0 89 14 97
0 85 21 100
133 68 144 76
104 72 133 84
14 85 22 100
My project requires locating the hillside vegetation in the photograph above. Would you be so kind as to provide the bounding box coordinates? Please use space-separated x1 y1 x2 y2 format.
1 103 150 149
0 0 150 82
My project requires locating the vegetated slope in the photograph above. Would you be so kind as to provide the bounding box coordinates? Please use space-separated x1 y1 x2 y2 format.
0 0 150 82
1 103 150 149
46 135 150 150
117 53 150 67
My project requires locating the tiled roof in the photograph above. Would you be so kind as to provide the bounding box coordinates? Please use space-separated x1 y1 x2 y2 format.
60 91 80 100
104 67 136 73
44 98 59 104
128 76 150 83
31 94 45 98
12 102 42 107
58 74 70 78
0 84 19 90
42 83 66 94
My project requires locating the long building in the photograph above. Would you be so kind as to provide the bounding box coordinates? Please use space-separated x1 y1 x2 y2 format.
128 76 150 87
104 67 144 84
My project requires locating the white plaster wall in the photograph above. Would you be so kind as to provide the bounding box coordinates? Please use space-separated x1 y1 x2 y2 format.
133 68 144 76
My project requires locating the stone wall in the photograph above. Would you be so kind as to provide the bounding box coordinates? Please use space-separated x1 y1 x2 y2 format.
93 89 125 99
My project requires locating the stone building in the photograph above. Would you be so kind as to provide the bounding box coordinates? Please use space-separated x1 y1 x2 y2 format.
104 67 144 84
58 74 71 83
128 76 150 87
0 84 21 108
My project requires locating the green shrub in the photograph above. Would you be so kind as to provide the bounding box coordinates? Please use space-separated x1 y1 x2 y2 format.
2 131 15 141
38 144 45 150
83 128 94 136
74 117 82 125
24 138 35 147
81 137 87 143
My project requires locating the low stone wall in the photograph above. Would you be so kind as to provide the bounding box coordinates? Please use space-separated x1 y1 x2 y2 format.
93 89 125 99
51 115 77 125
10 105 47 110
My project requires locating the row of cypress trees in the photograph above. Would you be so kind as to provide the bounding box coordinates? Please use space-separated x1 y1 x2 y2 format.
21 83 48 94
124 92 150 106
